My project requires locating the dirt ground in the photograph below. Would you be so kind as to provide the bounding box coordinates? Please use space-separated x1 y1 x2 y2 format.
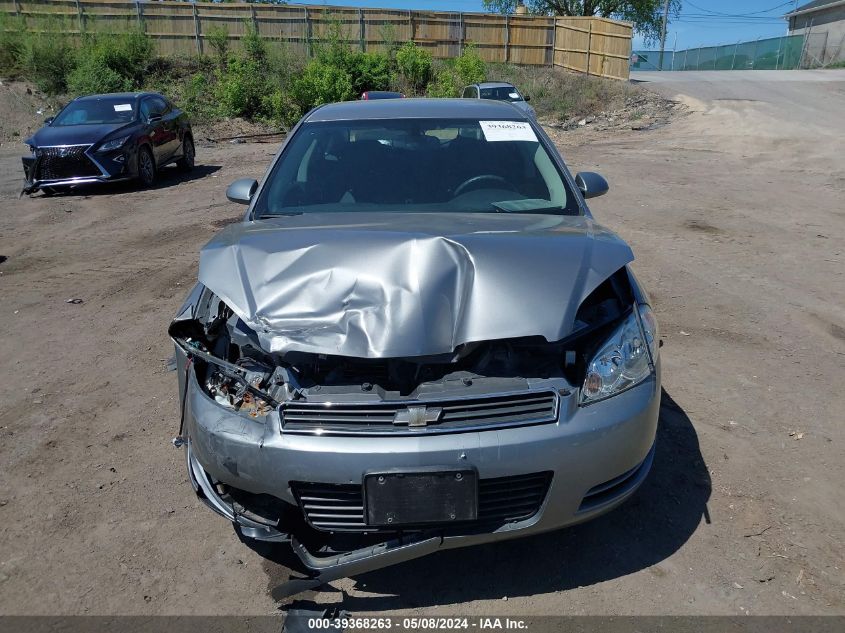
0 70 843 617
0 79 61 147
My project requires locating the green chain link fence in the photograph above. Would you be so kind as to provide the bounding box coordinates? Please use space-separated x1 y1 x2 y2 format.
631 34 806 71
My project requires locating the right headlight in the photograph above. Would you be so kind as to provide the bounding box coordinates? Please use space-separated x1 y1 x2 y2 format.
581 304 658 405
97 135 130 152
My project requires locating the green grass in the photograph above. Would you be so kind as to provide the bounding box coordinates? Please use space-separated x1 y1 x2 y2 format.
1 14 640 129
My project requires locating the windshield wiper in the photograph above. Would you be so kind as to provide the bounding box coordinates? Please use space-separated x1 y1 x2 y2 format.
258 212 304 218
490 201 565 214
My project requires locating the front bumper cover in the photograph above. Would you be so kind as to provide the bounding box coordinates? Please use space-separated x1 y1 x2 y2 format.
181 353 660 536
22 147 132 194
186 440 290 542
180 348 659 596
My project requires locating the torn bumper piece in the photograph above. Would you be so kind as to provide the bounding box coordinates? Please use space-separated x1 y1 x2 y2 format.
187 438 447 598
273 534 445 600
186 441 289 543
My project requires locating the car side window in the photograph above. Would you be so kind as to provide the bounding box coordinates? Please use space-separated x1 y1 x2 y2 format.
139 98 153 121
149 96 168 116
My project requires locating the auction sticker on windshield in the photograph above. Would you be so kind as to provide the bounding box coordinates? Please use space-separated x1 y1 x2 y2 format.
113 104 133 112
479 120 537 143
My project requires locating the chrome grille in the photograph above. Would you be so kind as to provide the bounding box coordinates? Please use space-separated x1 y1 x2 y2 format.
281 390 559 435
36 146 100 180
292 472 552 532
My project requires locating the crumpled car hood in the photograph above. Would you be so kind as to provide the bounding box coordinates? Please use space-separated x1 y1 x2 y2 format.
198 212 634 358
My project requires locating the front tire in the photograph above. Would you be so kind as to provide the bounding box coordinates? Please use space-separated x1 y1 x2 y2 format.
177 136 195 173
137 146 156 187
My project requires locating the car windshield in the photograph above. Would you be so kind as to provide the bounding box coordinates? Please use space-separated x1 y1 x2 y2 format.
254 118 579 218
480 87 523 102
52 98 137 126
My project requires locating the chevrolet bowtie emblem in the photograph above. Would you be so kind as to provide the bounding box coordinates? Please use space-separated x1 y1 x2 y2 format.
393 405 443 427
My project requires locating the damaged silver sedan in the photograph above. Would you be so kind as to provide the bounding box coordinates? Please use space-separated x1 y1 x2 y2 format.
170 98 660 592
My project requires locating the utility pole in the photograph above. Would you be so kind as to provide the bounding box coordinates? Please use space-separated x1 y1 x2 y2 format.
671 32 677 70
658 0 670 70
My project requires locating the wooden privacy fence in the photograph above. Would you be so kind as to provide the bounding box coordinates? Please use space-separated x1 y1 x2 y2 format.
554 17 632 81
0 0 633 80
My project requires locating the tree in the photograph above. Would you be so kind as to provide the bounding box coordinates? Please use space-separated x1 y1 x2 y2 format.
482 0 680 44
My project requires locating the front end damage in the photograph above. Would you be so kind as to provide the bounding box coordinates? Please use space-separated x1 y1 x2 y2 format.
170 232 660 595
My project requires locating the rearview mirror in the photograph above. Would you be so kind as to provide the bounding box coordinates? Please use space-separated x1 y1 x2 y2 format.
524 95 531 102
44 116 54 125
147 114 163 124
226 178 258 205
575 172 609 199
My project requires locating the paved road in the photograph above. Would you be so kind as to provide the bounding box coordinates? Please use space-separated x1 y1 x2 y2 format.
632 69 845 136
633 69 845 83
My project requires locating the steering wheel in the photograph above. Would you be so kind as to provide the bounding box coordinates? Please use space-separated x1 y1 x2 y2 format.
453 174 516 197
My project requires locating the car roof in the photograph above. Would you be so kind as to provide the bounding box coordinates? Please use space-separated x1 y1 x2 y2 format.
474 82 517 89
74 92 158 102
305 98 528 122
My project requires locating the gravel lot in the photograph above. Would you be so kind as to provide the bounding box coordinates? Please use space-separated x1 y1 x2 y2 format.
0 71 843 616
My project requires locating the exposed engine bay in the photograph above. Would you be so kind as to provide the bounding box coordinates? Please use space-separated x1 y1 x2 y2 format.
169 268 636 413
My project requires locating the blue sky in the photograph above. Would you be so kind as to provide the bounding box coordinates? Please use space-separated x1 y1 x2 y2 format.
285 0 797 49
638 0 796 50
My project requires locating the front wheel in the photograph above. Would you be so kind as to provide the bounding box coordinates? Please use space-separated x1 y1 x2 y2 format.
137 146 156 187
177 136 195 173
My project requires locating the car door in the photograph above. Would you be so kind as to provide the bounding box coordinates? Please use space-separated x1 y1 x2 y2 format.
151 96 180 163
140 97 166 164
165 98 190 158
141 96 178 164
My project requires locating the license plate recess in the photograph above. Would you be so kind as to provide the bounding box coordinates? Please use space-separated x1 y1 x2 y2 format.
364 469 478 527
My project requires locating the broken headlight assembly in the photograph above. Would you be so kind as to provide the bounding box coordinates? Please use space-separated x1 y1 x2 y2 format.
174 338 277 421
580 304 658 405
205 361 274 419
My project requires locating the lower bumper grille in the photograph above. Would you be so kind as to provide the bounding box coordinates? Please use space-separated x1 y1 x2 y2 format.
35 146 101 180
292 471 552 532
578 444 655 513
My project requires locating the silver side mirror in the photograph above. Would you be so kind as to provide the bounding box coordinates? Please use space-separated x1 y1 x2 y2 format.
575 172 609 199
226 178 258 205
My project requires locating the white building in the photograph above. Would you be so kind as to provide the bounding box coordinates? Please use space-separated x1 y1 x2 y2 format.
786 0 845 64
